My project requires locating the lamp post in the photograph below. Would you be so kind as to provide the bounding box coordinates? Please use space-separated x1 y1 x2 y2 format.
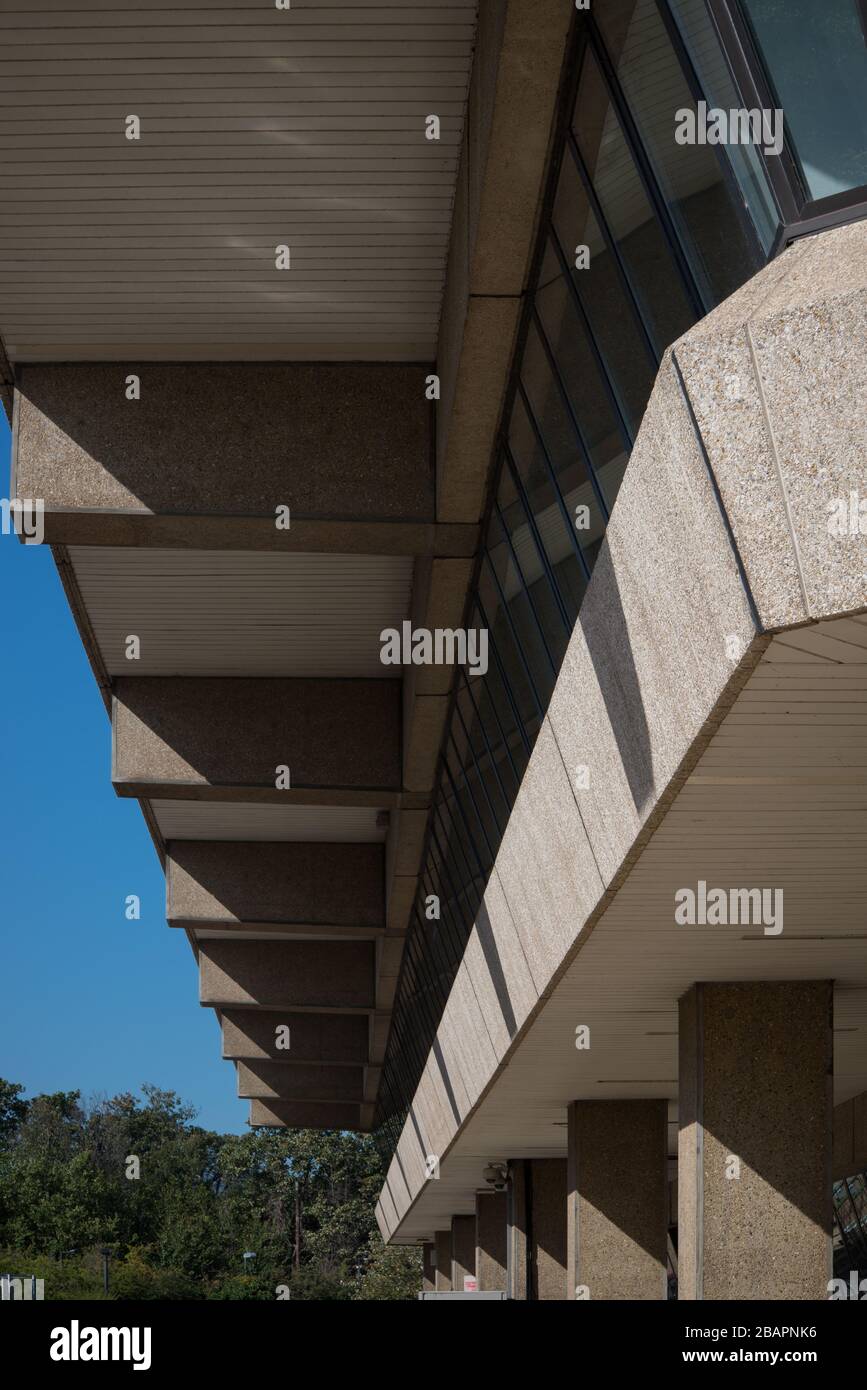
242 1250 256 1276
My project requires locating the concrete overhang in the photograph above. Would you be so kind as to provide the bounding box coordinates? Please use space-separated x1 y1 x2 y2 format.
236 1061 364 1105
377 221 867 1240
199 939 375 1013
111 676 404 802
10 361 480 555
167 839 388 940
250 1100 370 1131
0 0 598 1133
220 1009 371 1067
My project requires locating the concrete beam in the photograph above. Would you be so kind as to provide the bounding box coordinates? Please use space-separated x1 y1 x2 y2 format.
375 936 405 1013
112 677 402 803
220 1008 370 1065
369 1013 392 1067
436 0 574 523
12 361 444 550
199 939 375 1012
249 1099 364 1131
168 840 385 936
236 1061 364 1104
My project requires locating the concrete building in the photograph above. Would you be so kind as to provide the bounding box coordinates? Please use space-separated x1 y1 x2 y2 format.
4 0 867 1299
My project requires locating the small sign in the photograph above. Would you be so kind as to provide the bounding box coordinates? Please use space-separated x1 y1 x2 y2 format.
463 1276 478 1292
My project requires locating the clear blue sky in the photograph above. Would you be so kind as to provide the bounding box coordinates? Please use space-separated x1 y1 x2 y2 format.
0 410 246 1133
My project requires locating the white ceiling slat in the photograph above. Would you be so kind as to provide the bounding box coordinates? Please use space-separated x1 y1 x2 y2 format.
151 801 387 843
0 0 478 361
69 548 413 678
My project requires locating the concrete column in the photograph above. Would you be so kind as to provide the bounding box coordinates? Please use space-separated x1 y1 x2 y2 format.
567 1100 668 1301
679 981 833 1301
451 1214 476 1292
476 1191 507 1291
434 1230 452 1292
507 1158 567 1300
422 1242 436 1294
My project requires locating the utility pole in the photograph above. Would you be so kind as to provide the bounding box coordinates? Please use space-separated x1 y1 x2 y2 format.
294 1181 302 1272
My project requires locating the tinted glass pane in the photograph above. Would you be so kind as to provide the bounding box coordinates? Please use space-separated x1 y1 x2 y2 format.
594 0 764 305
521 319 608 567
741 0 867 201
572 43 696 353
534 237 630 513
490 489 570 677
667 0 778 249
550 144 655 437
507 394 590 620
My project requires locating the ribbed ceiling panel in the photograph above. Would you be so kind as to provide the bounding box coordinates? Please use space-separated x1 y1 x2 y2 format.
153 800 386 842
0 0 478 360
68 547 413 676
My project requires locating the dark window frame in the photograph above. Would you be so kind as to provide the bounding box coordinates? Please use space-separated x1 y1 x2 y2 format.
703 0 867 253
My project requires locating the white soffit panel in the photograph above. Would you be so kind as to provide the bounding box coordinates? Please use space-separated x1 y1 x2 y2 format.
0 0 478 361
152 799 387 842
67 547 413 675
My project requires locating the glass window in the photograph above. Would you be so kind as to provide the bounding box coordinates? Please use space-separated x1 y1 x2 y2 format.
594 0 765 305
520 318 609 566
550 149 656 436
667 0 779 249
741 0 867 202
533 239 630 513
571 41 698 352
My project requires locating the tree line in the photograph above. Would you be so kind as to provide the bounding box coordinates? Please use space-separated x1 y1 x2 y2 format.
0 1078 420 1300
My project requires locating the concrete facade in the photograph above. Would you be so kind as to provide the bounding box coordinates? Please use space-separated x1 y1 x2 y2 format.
5 0 867 1305
375 220 867 1301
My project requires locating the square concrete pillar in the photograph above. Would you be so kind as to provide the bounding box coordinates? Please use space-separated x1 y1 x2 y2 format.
422 1242 436 1293
434 1230 452 1292
451 1214 476 1291
567 1100 668 1300
507 1158 567 1300
679 981 833 1300
476 1191 507 1291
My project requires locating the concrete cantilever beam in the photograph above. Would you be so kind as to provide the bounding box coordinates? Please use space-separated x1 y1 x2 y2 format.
167 840 387 938
112 677 404 804
220 1009 371 1066
249 1100 366 1131
236 1061 364 1104
199 940 376 1013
